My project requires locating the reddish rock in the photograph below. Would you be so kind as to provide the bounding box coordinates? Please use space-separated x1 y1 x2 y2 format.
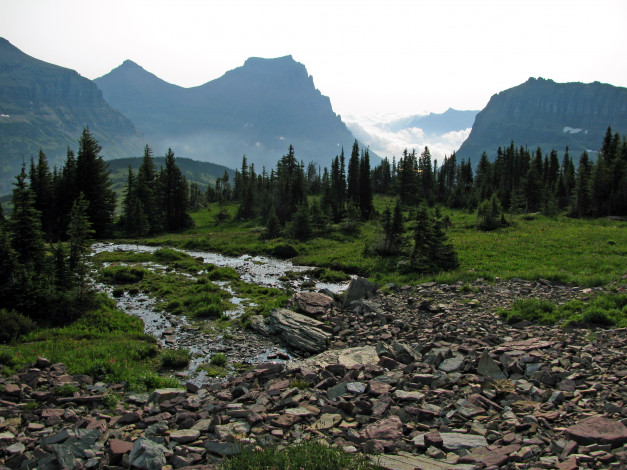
460 446 509 467
109 438 133 464
363 416 403 440
288 292 335 317
565 416 627 447
556 457 579 470
270 413 301 429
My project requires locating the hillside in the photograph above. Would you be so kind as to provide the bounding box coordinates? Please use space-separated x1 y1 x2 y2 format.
0 38 143 194
107 156 235 196
456 78 627 165
94 56 364 170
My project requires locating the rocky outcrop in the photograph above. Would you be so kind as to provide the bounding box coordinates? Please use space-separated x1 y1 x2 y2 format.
287 291 335 318
456 77 627 164
1 278 626 469
250 308 332 353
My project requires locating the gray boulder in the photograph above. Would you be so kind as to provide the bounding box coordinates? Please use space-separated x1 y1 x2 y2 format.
288 292 335 317
343 277 377 307
265 309 332 353
128 437 167 470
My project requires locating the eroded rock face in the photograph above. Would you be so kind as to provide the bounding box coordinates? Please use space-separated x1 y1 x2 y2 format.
264 308 332 353
1 278 626 470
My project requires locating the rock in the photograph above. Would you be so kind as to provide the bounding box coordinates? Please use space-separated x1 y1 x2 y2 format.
205 440 243 456
311 413 342 431
438 354 465 373
343 277 378 306
459 446 509 467
363 416 403 440
147 388 186 405
128 437 168 470
288 292 335 317
265 309 332 353
440 432 488 452
477 349 507 379
565 416 627 447
169 428 200 444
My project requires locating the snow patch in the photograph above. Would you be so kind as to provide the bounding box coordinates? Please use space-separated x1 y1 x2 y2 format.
563 126 584 134
0 114 9 118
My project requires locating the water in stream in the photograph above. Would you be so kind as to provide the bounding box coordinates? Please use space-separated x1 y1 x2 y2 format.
91 242 349 385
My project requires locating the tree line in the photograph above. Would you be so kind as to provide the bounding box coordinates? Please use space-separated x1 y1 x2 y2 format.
0 128 193 340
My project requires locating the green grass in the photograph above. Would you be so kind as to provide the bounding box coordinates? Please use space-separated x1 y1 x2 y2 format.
143 201 626 288
0 296 180 391
221 441 380 470
499 293 627 327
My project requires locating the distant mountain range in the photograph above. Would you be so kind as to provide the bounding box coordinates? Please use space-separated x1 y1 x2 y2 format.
94 56 360 171
2 35 627 196
0 38 142 194
384 109 478 135
456 77 627 164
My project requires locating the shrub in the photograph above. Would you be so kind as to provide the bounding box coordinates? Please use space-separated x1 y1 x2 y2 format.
210 353 227 367
56 384 79 397
154 247 187 262
102 390 120 409
499 298 557 324
271 244 299 259
0 310 36 343
161 349 191 369
100 266 146 284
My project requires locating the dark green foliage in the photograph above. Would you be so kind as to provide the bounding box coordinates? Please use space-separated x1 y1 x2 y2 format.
221 440 378 470
161 349 191 369
0 309 36 343
75 128 117 237
99 266 146 284
271 244 299 259
499 294 627 328
159 148 194 232
476 194 504 230
290 202 312 240
409 204 459 273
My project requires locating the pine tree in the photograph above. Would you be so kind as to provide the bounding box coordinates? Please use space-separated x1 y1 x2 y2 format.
570 151 593 217
158 148 193 231
347 140 361 206
10 165 46 273
359 148 374 219
136 145 161 233
75 128 116 237
67 193 94 297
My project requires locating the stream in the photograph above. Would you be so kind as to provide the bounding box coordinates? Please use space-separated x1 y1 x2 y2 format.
90 242 350 385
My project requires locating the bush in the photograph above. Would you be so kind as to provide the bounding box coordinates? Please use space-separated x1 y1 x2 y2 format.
499 298 557 324
271 244 299 259
100 266 146 284
0 310 36 343
210 353 227 367
154 247 187 262
161 349 191 369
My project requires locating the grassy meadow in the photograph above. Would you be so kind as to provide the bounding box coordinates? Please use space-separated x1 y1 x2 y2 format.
131 197 627 288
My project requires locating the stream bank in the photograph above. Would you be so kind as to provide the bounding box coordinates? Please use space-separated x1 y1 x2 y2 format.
90 242 350 385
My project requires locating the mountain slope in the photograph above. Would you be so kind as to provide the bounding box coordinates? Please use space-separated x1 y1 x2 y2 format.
0 38 143 194
95 56 362 170
456 78 627 164
385 108 478 135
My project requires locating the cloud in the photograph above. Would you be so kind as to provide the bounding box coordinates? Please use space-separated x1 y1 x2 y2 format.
345 116 471 164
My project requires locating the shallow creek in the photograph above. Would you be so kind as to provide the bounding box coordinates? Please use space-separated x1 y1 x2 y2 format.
90 242 349 385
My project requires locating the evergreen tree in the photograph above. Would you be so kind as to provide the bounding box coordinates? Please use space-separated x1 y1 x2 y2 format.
75 128 116 237
10 165 46 273
347 140 360 205
136 145 161 233
29 150 54 240
570 151 593 217
158 148 193 231
290 201 312 241
359 148 374 219
67 193 94 297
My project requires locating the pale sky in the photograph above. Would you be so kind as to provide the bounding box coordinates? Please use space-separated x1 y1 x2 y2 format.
2 0 626 158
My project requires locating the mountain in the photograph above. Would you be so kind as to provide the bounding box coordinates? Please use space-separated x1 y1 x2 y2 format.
0 38 143 194
94 56 364 170
385 108 478 135
456 78 627 164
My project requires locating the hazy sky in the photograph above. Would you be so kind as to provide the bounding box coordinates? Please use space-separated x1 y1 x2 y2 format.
2 0 626 157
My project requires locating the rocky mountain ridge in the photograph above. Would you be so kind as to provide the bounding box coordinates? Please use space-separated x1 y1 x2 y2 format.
0 38 143 195
94 56 361 171
456 78 627 165
1 277 626 469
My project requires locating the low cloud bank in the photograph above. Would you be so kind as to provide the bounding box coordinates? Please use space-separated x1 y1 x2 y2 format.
346 115 470 164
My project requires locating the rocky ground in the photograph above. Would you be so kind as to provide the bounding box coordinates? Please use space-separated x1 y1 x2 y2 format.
1 277 626 469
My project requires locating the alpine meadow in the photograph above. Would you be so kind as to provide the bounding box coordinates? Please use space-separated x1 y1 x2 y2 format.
0 36 626 470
